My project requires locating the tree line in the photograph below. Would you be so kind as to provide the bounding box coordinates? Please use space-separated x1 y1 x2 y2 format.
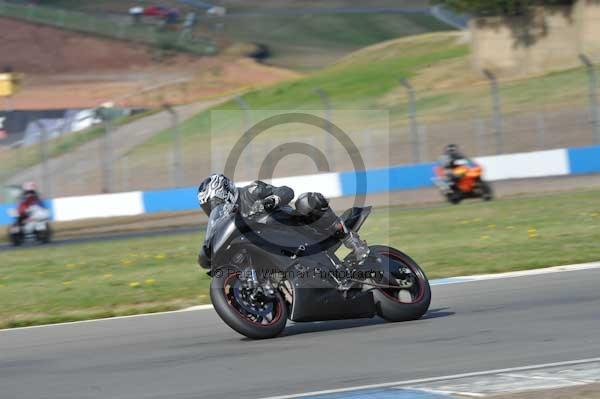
432 0 575 15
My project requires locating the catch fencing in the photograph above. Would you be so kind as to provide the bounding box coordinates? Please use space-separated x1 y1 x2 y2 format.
0 1 216 55
1 49 600 201
1 143 599 226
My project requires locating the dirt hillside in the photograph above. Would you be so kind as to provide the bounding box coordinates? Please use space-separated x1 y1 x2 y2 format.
0 17 298 109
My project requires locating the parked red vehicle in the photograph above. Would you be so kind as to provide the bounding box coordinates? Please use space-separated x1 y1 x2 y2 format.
433 160 493 204
143 5 170 16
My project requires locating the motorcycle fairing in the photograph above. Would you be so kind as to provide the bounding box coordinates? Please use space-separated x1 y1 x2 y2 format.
207 205 378 322
286 259 377 322
341 206 372 233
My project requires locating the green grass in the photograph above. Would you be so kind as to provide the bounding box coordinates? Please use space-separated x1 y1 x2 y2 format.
213 13 452 71
1 189 599 329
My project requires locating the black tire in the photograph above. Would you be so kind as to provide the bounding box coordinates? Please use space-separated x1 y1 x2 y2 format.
210 269 288 339
370 246 431 322
446 191 462 204
8 227 24 247
480 181 493 201
35 223 52 244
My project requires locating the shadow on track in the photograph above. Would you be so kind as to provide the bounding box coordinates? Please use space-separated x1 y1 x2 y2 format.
277 308 454 338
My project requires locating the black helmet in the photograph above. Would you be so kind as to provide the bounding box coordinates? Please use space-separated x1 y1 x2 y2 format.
197 174 238 216
445 144 459 155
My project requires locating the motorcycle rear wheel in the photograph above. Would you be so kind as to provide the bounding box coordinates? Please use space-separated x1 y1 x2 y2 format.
370 246 431 322
446 191 462 204
35 224 52 244
210 269 288 339
480 181 493 201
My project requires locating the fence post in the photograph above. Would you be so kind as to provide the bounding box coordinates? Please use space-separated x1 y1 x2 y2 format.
312 87 335 171
59 9 66 27
483 69 504 154
121 155 130 192
164 104 184 187
33 120 52 198
474 117 486 156
535 112 546 150
580 54 600 144
26 4 34 21
234 96 253 178
118 22 127 39
102 119 113 193
98 105 114 193
419 124 428 162
89 14 96 34
399 78 421 163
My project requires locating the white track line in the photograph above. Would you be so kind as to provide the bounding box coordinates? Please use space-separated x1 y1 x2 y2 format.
409 387 486 398
0 305 214 333
430 261 600 286
258 357 600 399
1 261 599 333
498 373 597 385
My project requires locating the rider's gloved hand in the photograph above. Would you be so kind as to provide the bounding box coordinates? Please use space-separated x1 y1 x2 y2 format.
262 195 280 212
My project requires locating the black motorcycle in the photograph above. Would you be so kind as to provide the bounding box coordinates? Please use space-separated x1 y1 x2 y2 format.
202 204 431 339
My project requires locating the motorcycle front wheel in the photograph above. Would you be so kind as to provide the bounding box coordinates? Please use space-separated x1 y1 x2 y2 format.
370 246 431 322
8 226 24 247
35 223 52 244
210 269 288 339
446 191 462 204
479 180 493 201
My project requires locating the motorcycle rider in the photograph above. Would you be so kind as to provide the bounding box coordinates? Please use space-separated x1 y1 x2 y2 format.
438 144 471 188
15 181 45 227
196 174 370 268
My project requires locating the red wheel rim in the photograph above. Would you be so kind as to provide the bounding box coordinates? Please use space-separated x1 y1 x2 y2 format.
223 272 283 327
379 252 425 304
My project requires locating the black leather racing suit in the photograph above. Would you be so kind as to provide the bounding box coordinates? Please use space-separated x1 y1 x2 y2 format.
198 181 339 268
237 180 295 217
237 181 340 228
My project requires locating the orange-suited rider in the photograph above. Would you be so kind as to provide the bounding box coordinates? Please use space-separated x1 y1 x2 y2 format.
438 144 471 188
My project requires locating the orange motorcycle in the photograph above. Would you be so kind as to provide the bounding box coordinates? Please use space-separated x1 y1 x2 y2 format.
433 160 493 204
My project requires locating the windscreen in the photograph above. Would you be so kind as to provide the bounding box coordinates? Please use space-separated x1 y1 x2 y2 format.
205 204 228 243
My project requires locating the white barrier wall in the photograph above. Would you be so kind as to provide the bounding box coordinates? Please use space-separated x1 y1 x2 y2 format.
475 149 569 181
52 192 144 222
2 145 597 225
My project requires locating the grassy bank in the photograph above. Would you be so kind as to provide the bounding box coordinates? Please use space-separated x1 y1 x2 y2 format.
33 0 446 71
125 32 597 174
213 13 451 71
1 189 599 329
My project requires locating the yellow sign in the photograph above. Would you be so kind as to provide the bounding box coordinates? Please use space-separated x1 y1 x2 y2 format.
0 73 22 96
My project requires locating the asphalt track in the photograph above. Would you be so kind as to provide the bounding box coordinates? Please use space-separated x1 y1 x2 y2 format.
2 267 599 399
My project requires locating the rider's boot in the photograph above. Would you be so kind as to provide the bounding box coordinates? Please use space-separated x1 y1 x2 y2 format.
331 218 370 263
296 192 370 262
322 212 369 262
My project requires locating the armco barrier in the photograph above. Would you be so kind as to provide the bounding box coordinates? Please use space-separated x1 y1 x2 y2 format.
1 144 599 225
0 204 14 226
568 146 600 175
